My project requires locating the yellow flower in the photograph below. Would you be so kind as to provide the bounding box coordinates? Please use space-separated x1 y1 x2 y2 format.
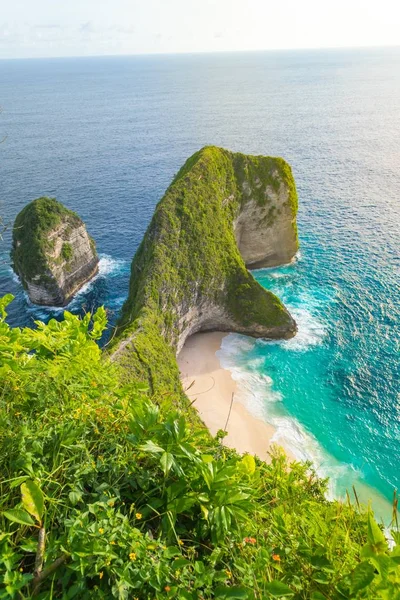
98 527 104 534
19 568 23 572
99 572 104 579
110 541 116 545
178 539 184 546
129 552 137 561
135 512 142 520
225 570 232 578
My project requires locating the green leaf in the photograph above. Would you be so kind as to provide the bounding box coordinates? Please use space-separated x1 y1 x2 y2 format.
69 490 83 506
3 509 35 527
311 593 327 600
171 558 190 570
163 546 181 558
21 480 44 523
9 476 29 489
265 581 294 597
215 586 249 599
140 440 164 454
370 554 391 579
313 572 330 584
310 555 334 572
177 592 194 600
194 560 205 574
351 561 375 593
367 512 387 553
90 306 108 339
160 451 174 476
0 294 14 320
200 504 209 520
201 454 214 463
241 454 256 475
20 537 39 552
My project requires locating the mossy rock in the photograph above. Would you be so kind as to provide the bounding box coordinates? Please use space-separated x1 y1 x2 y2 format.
11 197 81 283
11 197 99 306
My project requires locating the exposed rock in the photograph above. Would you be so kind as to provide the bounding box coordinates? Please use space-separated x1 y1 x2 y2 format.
11 197 99 306
111 146 299 394
234 184 297 268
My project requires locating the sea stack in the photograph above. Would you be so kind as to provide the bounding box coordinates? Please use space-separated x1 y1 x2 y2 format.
11 197 99 306
112 146 299 394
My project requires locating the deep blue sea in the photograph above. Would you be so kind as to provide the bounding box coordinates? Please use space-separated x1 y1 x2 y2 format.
1 49 399 514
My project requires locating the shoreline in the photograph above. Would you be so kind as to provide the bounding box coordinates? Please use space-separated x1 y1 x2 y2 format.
178 331 394 524
178 331 293 462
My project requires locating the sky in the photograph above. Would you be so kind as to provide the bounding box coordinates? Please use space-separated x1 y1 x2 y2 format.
0 0 399 59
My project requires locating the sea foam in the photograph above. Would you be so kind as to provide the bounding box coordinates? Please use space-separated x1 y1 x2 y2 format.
218 332 365 501
217 285 361 504
9 254 129 316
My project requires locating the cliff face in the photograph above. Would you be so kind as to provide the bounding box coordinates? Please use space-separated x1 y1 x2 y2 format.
11 197 99 306
112 146 299 393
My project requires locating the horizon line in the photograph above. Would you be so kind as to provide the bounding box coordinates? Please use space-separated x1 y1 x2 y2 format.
1 43 400 62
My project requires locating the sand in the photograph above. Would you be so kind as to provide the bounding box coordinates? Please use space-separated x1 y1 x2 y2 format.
178 332 394 523
177 331 284 461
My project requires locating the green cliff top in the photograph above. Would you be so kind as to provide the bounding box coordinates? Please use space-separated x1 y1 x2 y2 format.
11 197 81 283
112 146 298 397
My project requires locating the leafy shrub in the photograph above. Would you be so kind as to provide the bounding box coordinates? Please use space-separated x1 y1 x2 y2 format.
0 295 399 598
61 242 73 262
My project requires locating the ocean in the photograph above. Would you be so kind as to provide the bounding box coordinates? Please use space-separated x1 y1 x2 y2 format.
1 48 399 511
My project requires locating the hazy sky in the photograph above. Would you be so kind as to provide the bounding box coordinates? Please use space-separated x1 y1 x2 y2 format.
1 0 399 59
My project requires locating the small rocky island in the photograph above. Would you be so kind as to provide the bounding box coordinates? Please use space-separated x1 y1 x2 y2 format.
112 146 299 393
11 197 99 306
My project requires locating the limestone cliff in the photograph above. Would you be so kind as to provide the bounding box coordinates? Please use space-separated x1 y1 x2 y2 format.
11 197 99 306
112 146 299 394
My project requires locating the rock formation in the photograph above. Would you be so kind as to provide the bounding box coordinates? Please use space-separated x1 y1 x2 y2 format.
11 197 99 306
112 146 299 393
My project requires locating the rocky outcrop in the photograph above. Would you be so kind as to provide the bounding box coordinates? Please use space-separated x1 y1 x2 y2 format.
11 197 99 306
234 183 298 268
112 146 299 394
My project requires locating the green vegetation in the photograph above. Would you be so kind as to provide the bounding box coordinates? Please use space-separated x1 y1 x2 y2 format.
113 147 298 394
11 197 81 284
232 153 298 216
61 243 73 262
0 295 399 599
3 148 398 598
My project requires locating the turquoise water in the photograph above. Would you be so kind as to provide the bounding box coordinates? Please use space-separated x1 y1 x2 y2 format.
0 48 399 506
219 238 399 507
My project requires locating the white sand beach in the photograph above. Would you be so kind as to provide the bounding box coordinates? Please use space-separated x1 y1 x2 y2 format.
177 331 290 462
178 332 394 523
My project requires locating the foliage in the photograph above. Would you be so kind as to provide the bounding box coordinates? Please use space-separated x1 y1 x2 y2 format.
0 296 399 599
112 147 298 394
11 197 81 283
60 243 73 262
